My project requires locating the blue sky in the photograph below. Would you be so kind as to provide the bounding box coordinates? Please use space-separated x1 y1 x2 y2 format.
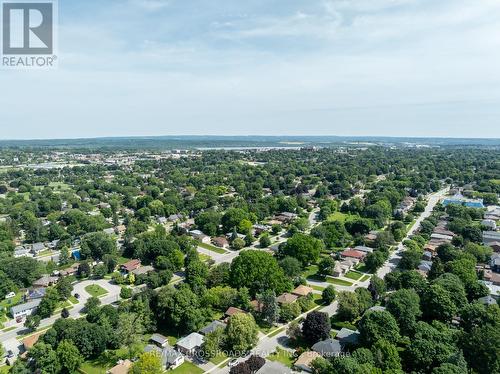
1 0 500 139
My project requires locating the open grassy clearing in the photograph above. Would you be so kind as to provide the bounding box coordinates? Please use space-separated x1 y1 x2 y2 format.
267 347 295 368
198 242 227 254
84 284 108 298
344 271 363 280
326 277 353 286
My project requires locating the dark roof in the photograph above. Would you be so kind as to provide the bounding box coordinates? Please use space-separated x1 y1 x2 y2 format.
336 328 360 346
149 333 168 345
312 338 342 357
199 320 226 335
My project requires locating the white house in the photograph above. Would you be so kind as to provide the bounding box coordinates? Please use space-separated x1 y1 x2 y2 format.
10 299 41 319
176 332 204 356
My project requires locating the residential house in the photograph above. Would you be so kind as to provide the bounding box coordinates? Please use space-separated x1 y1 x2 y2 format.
27 288 46 300
116 225 127 235
47 239 59 249
103 228 115 235
368 306 387 312
224 306 245 320
253 224 270 236
157 216 168 225
488 241 500 253
160 347 184 369
212 236 229 249
30 242 45 255
107 360 132 374
276 293 298 305
422 251 433 261
14 247 30 258
149 333 169 348
256 360 291 374
364 231 378 242
336 328 360 347
132 265 154 276
430 233 453 242
482 219 497 230
199 320 227 336
294 351 321 373
484 231 500 246
120 259 141 274
478 295 497 306
292 285 313 297
312 338 342 358
10 299 41 319
480 281 500 299
60 263 79 277
491 253 500 273
189 230 211 244
340 249 366 261
32 275 58 288
418 260 433 276
353 245 373 254
168 214 183 222
175 332 204 356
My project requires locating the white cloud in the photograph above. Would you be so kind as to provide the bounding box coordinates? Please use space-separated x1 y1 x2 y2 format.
1 0 500 138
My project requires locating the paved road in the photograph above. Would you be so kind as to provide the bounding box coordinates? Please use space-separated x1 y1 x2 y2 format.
377 187 449 278
208 188 448 374
0 279 121 346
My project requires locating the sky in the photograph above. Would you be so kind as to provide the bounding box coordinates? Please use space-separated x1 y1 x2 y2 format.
1 0 500 139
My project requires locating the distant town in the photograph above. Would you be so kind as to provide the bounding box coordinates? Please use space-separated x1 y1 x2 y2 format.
0 141 498 374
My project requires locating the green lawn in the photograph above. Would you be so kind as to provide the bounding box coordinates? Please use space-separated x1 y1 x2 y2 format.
199 253 211 263
268 326 286 338
330 315 357 331
302 265 319 279
198 242 227 254
210 352 229 365
326 277 353 286
0 292 23 309
69 295 79 304
344 271 363 281
327 211 348 223
360 275 370 282
79 361 109 374
84 284 108 298
310 284 325 291
267 347 295 368
170 361 203 374
354 263 373 274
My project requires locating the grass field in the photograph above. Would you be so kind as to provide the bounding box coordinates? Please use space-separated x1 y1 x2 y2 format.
0 292 23 309
170 361 203 374
326 277 353 286
210 352 229 365
327 211 348 223
355 263 373 274
302 265 319 279
310 284 325 291
198 242 227 254
84 284 108 298
268 326 286 338
267 347 295 368
79 361 108 374
344 271 363 280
